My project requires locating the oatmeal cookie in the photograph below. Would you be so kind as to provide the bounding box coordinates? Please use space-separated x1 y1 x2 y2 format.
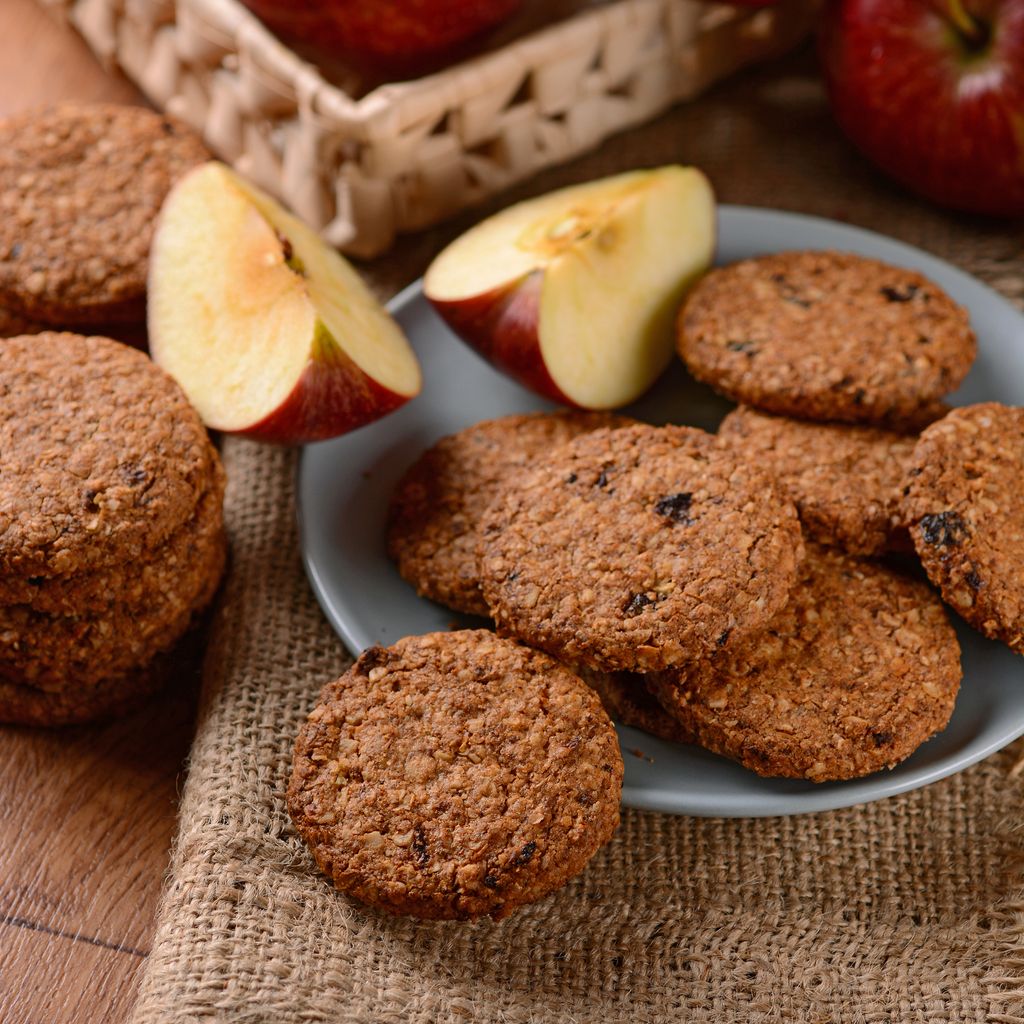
0 104 208 324
580 669 694 744
718 406 917 556
649 544 961 781
0 464 225 614
0 505 225 689
288 631 622 920
0 333 218 579
677 251 975 425
0 652 172 727
479 424 804 673
902 403 1024 653
387 411 633 616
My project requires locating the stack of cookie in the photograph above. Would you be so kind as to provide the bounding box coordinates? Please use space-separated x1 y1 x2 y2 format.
0 102 208 339
0 333 227 725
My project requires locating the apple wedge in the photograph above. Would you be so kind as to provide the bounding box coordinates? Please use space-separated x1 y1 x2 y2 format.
148 162 421 444
424 166 714 408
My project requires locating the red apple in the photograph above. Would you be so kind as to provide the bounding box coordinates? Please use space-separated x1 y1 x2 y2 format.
148 163 422 444
424 167 715 409
239 0 523 75
820 0 1024 217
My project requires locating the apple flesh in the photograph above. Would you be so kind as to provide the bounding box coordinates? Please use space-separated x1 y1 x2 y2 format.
424 167 715 409
820 0 1024 217
148 163 421 444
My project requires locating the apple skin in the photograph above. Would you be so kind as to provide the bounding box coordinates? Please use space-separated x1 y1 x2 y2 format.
239 0 522 74
819 0 1024 217
429 273 576 406
240 337 412 444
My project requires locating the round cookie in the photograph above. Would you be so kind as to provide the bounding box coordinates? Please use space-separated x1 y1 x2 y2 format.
0 333 218 580
649 544 962 782
580 669 694 745
0 652 173 727
478 424 804 673
0 464 225 614
718 406 917 556
387 411 634 616
0 104 208 324
902 403 1024 653
677 251 976 425
0 500 226 689
288 631 622 921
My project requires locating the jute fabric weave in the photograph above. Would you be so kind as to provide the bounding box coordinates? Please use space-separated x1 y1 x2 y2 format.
132 52 1024 1023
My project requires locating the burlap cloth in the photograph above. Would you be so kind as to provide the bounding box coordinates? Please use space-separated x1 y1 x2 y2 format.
131 50 1024 1023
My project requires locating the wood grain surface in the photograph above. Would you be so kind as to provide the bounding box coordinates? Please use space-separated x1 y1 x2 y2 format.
0 5 200 1023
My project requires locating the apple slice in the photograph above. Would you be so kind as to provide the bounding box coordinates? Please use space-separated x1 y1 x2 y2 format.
148 162 421 444
424 166 714 408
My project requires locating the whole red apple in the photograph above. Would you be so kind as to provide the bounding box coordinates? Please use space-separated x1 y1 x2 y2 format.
819 0 1024 217
240 0 523 74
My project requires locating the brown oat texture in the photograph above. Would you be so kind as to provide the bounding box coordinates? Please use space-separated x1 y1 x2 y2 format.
579 668 695 745
718 405 917 556
0 103 208 324
0 649 174 727
479 423 804 673
0 333 218 579
649 543 962 782
387 411 634 616
902 402 1024 654
0 489 226 691
287 630 623 921
677 251 976 425
0 460 224 613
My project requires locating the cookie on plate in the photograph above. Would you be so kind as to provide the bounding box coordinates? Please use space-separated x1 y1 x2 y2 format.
288 631 622 920
649 544 961 782
718 406 919 556
902 403 1024 653
387 411 633 616
0 103 208 324
0 332 225 724
478 423 804 673
677 251 975 425
580 669 694 744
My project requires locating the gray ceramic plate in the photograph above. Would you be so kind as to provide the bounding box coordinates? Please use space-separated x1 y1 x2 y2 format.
297 205 1024 818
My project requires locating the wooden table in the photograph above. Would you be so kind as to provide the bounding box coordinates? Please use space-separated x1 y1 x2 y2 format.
0 5 199 1022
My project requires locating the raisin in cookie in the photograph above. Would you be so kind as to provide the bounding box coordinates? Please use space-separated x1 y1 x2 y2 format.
479 424 804 673
902 403 1024 653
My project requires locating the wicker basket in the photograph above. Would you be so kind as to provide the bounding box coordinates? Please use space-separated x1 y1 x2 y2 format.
40 0 815 257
